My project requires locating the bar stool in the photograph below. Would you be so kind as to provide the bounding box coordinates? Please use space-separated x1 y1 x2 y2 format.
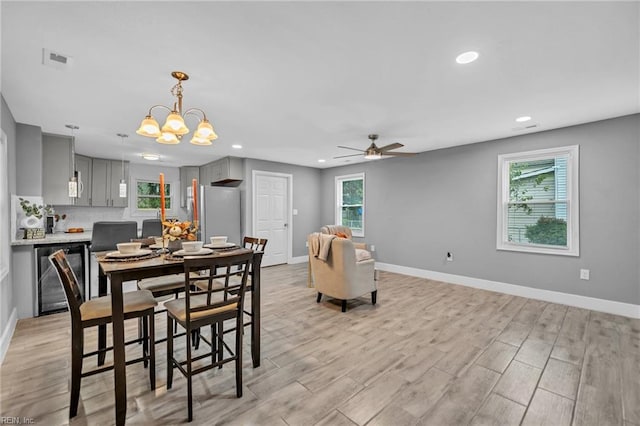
49 249 157 418
89 221 139 365
166 250 253 422
141 218 162 238
89 221 138 298
193 237 267 348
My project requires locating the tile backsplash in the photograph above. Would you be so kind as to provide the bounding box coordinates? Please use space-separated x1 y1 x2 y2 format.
51 206 188 232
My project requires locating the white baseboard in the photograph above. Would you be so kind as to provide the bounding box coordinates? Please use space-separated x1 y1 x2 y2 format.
0 307 18 365
289 255 309 265
376 262 640 319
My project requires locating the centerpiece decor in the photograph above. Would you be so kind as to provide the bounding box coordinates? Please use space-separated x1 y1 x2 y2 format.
162 220 198 252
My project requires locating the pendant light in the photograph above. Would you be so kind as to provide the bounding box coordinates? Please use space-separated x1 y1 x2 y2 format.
117 133 128 197
65 124 79 198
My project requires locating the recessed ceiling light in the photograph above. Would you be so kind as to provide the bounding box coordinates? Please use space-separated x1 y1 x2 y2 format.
515 116 532 123
231 144 242 149
142 153 160 161
456 51 479 64
318 159 326 163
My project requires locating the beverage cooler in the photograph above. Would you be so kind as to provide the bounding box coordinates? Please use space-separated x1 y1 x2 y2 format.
34 243 88 316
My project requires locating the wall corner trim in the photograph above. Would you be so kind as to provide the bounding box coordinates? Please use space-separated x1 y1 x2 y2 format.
375 263 640 319
0 307 18 365
289 255 309 264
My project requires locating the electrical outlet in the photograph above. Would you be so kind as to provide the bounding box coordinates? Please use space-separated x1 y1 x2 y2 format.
305 241 309 247
446 252 453 261
580 269 590 280
370 245 375 252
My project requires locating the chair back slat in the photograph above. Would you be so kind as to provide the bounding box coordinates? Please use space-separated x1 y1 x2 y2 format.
243 236 267 252
183 249 253 324
49 250 83 319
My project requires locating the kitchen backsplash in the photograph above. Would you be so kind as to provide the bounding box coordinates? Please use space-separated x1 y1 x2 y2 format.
51 206 188 232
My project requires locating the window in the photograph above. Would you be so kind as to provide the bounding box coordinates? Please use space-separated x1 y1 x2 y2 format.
335 173 365 237
136 180 171 210
497 145 579 256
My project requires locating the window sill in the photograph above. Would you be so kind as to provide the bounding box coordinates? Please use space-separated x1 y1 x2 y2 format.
497 243 578 257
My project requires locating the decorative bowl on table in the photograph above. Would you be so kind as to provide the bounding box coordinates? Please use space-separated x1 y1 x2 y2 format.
210 236 228 247
182 241 204 253
117 242 142 254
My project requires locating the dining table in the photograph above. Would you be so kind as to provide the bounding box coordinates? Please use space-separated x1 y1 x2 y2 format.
97 247 263 426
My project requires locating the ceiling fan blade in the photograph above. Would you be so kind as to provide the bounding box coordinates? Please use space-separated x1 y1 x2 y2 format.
333 153 364 159
377 142 404 152
337 145 365 152
382 151 417 157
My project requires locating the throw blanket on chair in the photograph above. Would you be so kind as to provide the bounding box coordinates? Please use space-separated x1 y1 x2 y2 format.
310 232 336 261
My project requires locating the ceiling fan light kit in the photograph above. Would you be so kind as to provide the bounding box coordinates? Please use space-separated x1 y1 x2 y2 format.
335 134 417 160
136 71 218 146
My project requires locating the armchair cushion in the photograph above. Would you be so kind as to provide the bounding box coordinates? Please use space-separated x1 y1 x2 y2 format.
355 248 372 262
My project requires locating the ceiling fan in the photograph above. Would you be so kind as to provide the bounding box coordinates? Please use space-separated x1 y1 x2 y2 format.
335 134 417 160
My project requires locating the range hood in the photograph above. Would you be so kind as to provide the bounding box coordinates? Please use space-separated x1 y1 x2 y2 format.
211 178 242 187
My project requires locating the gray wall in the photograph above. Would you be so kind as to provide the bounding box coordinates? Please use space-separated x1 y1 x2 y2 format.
1 94 17 342
320 114 640 305
243 158 322 257
15 123 42 196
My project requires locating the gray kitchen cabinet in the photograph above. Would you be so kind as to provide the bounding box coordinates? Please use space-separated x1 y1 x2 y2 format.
74 155 92 206
180 166 200 207
199 163 214 186
199 157 243 185
91 158 129 207
42 133 74 205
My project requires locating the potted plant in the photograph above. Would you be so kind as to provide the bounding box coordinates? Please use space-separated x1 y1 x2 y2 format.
19 198 53 228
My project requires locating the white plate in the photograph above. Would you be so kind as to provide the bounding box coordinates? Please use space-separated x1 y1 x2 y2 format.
204 242 236 249
105 249 153 258
172 248 214 257
149 244 164 249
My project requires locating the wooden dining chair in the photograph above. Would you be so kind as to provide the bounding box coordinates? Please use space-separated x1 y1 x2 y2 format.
193 237 267 342
166 249 253 422
48 249 157 418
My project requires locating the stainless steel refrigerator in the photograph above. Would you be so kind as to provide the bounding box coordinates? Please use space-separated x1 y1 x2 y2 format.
197 186 242 246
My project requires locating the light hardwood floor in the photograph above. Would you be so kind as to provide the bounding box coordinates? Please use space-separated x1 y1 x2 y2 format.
1 264 639 425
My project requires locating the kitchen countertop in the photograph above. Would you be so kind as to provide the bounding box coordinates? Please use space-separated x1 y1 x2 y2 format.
11 231 92 246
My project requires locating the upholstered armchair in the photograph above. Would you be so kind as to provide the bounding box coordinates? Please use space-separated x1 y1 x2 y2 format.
307 233 377 312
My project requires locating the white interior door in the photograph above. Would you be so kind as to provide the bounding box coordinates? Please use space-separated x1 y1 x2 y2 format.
254 172 290 266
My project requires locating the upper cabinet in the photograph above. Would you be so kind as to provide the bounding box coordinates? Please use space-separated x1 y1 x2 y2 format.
91 158 129 207
42 133 74 205
200 157 243 186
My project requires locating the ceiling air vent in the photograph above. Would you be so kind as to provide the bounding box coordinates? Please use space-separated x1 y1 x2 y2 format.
42 48 73 70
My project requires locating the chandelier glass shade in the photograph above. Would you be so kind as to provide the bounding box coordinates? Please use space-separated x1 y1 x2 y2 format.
136 71 218 145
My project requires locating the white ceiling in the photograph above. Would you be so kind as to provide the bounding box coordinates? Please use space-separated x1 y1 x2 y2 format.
2 1 638 168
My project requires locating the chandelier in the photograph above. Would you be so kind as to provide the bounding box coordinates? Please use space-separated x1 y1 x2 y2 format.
136 71 218 146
